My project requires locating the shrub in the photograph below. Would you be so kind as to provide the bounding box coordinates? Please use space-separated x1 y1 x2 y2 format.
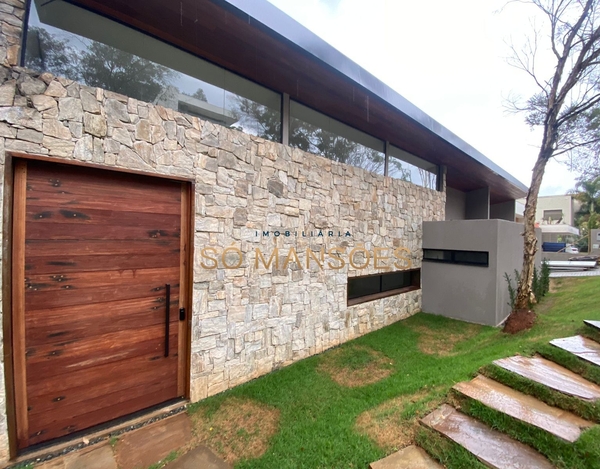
505 260 550 310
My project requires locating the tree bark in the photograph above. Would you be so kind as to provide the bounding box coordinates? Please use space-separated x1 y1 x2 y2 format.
514 151 550 310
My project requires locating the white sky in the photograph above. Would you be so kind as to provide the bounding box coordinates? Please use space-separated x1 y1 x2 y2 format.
266 0 580 196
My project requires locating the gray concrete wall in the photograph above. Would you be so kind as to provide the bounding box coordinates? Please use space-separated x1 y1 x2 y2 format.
465 186 490 220
490 200 516 221
445 187 466 220
422 219 526 326
422 220 498 325
495 221 527 324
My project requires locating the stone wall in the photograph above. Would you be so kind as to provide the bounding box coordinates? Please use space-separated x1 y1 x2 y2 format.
0 0 445 460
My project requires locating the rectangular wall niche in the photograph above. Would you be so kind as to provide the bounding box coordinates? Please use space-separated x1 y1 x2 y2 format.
347 269 421 306
423 249 489 267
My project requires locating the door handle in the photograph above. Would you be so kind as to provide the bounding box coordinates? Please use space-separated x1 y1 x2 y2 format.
164 284 170 357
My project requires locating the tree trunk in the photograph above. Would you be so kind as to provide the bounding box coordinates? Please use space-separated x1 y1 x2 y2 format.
514 152 549 310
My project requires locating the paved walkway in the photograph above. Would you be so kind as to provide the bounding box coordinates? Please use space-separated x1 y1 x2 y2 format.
21 412 231 469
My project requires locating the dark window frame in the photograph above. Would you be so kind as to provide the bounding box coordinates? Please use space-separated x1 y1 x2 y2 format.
422 249 489 267
347 268 421 306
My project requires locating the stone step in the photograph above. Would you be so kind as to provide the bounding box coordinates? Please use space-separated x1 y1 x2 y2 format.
494 355 600 401
453 375 593 442
550 335 600 367
421 404 553 469
584 320 600 331
369 445 442 469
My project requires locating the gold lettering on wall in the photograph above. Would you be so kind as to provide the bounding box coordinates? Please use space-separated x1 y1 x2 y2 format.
200 245 415 271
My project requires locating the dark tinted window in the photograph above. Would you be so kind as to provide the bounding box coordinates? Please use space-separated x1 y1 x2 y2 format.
381 270 411 292
423 249 489 267
348 269 420 302
347 275 380 299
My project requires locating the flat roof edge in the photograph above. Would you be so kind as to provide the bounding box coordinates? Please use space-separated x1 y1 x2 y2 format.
221 0 528 196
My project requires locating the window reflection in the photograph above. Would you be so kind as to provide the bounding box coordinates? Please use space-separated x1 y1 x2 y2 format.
24 1 281 142
388 144 438 189
290 101 385 175
24 1 441 188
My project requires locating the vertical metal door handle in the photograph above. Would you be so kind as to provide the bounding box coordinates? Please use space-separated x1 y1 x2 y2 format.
165 284 170 357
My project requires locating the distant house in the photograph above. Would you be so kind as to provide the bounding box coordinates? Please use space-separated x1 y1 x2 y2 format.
517 195 581 244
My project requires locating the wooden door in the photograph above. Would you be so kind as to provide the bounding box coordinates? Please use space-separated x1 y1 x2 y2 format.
11 159 190 450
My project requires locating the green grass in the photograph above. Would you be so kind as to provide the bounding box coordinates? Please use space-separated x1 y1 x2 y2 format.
186 276 600 469
331 346 379 370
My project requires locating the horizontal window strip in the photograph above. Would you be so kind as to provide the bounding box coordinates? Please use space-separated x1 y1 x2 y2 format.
423 249 489 267
347 269 421 305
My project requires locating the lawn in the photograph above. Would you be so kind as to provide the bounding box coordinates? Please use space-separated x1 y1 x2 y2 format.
187 277 600 469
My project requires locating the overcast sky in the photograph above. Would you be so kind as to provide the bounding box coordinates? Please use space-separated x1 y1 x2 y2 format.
266 0 580 196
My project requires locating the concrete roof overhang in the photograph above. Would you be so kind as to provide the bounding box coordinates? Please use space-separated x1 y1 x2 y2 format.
63 0 528 203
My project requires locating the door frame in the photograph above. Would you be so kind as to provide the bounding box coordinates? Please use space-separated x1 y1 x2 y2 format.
2 151 194 457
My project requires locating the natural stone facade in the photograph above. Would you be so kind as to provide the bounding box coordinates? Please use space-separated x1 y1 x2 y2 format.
0 0 445 461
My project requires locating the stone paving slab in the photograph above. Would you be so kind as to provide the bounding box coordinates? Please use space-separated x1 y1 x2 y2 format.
35 443 117 469
369 445 443 469
115 413 192 469
421 404 553 469
584 320 600 331
166 445 232 469
454 375 592 442
550 335 600 367
494 355 600 401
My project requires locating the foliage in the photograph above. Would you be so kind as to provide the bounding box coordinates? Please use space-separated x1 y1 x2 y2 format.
506 0 600 310
25 29 173 104
25 27 78 78
505 270 520 309
570 104 600 174
505 260 550 309
192 87 208 102
290 115 385 173
540 259 550 296
234 97 390 174
577 235 590 252
532 264 541 301
574 176 600 220
572 174 600 251
234 97 281 142
79 42 173 103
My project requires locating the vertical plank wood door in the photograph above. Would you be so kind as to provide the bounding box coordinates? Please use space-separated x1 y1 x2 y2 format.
12 160 189 450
